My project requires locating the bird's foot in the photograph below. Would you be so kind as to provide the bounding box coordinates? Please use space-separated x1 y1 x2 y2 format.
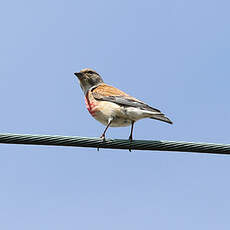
97 134 106 151
100 134 106 141
128 135 133 152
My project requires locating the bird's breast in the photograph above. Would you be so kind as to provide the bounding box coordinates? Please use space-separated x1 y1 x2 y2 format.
85 91 99 116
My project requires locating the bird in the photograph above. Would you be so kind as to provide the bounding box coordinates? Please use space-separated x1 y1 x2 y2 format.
74 68 172 143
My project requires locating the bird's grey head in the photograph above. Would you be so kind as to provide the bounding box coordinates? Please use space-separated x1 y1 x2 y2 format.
74 68 104 94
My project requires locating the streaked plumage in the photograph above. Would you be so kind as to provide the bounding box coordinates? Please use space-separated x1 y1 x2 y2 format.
74 68 172 143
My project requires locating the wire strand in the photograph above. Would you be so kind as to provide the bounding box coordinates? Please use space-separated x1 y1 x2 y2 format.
0 133 229 154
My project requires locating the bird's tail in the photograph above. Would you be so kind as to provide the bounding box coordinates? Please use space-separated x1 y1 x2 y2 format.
139 103 173 124
149 114 173 124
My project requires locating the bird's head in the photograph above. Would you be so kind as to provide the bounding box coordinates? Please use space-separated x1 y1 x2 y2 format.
74 68 104 94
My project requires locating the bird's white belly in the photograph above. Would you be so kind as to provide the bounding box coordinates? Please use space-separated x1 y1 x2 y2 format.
93 101 148 127
94 114 132 127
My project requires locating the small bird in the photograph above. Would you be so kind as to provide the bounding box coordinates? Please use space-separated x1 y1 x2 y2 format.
74 68 172 142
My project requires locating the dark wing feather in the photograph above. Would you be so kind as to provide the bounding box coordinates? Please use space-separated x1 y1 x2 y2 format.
93 93 161 113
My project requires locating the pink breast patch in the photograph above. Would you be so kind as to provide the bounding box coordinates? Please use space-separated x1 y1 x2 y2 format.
85 96 97 116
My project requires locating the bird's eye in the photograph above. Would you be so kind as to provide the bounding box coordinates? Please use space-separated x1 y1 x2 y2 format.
88 71 94 74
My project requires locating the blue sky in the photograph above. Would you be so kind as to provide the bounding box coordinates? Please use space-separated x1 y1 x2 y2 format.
0 0 230 229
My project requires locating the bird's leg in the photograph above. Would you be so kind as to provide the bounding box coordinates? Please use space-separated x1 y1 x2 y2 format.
129 121 135 141
97 119 113 151
128 121 135 152
100 118 113 140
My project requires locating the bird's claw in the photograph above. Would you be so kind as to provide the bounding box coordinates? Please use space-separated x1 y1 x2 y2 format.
129 136 133 152
97 135 106 151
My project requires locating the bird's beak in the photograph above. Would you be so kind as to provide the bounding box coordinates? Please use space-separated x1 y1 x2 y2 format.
74 72 83 79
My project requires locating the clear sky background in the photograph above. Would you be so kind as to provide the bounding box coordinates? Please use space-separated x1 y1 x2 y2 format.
0 0 230 229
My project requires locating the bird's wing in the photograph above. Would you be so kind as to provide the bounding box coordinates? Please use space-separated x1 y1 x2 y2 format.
92 84 173 124
92 84 159 112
